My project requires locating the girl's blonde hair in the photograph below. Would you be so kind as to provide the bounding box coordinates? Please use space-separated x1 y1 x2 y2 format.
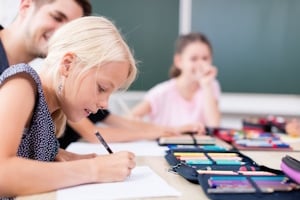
42 16 137 137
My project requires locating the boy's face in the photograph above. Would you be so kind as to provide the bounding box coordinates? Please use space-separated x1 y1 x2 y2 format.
21 0 84 58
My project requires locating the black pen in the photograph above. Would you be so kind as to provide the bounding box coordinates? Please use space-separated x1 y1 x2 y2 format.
95 131 113 154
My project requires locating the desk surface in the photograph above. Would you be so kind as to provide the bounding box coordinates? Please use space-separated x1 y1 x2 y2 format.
17 151 300 200
16 156 205 200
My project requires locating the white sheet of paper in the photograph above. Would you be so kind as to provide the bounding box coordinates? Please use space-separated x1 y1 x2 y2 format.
57 166 181 200
66 140 168 156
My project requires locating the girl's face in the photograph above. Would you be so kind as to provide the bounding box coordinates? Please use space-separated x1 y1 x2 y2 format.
175 41 212 80
61 61 130 122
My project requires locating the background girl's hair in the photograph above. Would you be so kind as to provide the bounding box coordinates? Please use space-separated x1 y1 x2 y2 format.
42 16 137 137
169 32 213 78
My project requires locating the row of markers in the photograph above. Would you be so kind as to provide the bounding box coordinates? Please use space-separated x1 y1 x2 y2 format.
173 151 300 194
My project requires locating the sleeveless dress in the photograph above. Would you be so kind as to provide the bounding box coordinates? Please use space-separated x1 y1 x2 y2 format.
0 64 59 200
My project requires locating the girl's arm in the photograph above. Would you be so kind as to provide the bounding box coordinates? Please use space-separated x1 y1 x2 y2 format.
129 100 152 119
67 114 174 143
198 64 221 127
202 83 220 127
67 112 206 143
0 75 135 197
0 151 135 196
55 148 97 161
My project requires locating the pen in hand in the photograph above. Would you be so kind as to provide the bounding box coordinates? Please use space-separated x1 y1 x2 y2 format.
95 131 113 154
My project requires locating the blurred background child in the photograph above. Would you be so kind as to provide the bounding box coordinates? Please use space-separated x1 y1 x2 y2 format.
130 32 221 130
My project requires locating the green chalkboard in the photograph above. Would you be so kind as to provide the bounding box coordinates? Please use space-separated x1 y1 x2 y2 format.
90 0 179 90
192 0 300 94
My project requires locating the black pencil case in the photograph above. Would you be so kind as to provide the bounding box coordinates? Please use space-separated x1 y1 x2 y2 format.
165 148 262 183
242 117 286 133
165 148 300 199
281 155 300 184
198 173 300 200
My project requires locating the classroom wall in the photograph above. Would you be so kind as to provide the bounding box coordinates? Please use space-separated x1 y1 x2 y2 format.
90 0 179 90
0 0 19 26
2 0 299 95
191 0 300 94
91 0 300 94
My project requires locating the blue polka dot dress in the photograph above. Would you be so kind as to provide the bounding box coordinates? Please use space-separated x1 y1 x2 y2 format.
0 64 59 200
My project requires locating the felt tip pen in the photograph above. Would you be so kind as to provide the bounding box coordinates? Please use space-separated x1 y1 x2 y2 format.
186 160 213 165
95 131 113 154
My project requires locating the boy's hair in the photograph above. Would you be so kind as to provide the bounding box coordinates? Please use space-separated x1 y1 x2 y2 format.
169 32 213 78
42 16 137 137
34 0 92 16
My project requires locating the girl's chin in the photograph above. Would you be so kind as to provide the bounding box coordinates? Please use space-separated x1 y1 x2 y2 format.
66 114 84 123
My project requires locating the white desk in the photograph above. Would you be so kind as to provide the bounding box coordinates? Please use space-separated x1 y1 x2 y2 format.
16 139 300 200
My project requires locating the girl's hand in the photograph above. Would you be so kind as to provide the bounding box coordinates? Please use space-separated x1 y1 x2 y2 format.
169 123 205 135
89 151 136 182
285 119 300 137
196 62 217 87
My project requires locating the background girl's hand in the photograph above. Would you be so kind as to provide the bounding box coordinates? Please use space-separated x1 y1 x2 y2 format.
90 151 136 182
196 63 217 86
285 119 300 137
170 123 205 135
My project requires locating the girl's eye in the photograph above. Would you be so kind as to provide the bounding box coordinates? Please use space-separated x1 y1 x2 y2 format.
202 56 208 61
98 85 106 93
191 56 198 62
50 14 63 22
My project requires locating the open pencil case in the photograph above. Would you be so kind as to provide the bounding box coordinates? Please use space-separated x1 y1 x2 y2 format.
158 133 216 146
242 116 286 133
165 148 300 199
281 155 300 184
165 148 262 183
198 173 300 200
206 127 293 151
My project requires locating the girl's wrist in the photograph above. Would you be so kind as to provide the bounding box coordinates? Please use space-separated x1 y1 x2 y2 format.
200 81 214 90
87 158 97 183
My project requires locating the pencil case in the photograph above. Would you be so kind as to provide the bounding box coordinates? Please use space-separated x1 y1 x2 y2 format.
165 148 262 183
198 173 300 200
158 133 217 146
242 118 272 132
165 148 300 199
281 155 300 184
206 127 236 143
210 128 293 151
231 136 293 151
243 116 286 133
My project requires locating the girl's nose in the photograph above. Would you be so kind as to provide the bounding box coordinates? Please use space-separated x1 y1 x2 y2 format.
97 100 108 110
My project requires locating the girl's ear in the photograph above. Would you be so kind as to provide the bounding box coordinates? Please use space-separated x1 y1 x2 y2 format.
60 52 76 77
173 54 182 69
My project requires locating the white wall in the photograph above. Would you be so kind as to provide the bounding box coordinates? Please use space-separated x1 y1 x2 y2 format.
0 0 19 27
109 91 300 129
179 0 191 34
0 0 44 71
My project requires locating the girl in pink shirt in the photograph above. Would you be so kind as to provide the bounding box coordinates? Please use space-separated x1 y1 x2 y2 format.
130 33 221 130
